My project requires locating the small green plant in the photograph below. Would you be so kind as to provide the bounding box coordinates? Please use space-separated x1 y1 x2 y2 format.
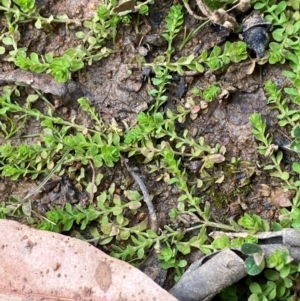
242 243 266 276
249 0 300 196
158 244 187 282
38 183 143 239
0 88 121 179
218 284 239 301
38 203 102 232
252 0 300 67
238 213 270 233
148 66 172 112
218 248 299 301
264 80 300 127
246 249 296 301
7 3 122 82
249 113 291 186
0 201 11 219
0 81 238 280
142 3 248 113
161 4 184 62
13 48 87 83
1 0 148 82
0 0 81 56
267 249 294 278
145 41 248 77
291 124 300 153
192 83 222 102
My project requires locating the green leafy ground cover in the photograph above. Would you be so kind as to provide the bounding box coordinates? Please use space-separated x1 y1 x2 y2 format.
1 0 300 299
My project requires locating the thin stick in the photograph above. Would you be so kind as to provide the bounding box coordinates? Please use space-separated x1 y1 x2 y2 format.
123 159 158 233
22 149 71 202
182 1 208 20
88 160 96 204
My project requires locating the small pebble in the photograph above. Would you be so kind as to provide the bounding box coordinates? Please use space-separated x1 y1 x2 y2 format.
138 46 148 57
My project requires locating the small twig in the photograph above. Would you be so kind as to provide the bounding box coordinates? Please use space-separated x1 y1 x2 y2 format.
39 214 57 226
22 149 71 202
179 19 210 50
276 128 292 142
32 87 55 110
182 1 208 20
123 158 158 233
88 160 96 204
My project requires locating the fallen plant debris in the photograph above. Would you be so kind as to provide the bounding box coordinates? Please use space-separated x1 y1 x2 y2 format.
170 228 300 301
0 219 179 301
2 219 300 301
183 0 251 29
0 69 83 100
123 157 158 233
170 249 247 301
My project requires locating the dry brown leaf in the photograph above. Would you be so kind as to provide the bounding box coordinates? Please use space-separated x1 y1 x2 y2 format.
113 0 135 13
270 187 294 208
257 184 271 197
229 0 251 12
184 0 241 29
0 220 179 301
206 154 226 163
227 59 257 75
210 9 238 30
